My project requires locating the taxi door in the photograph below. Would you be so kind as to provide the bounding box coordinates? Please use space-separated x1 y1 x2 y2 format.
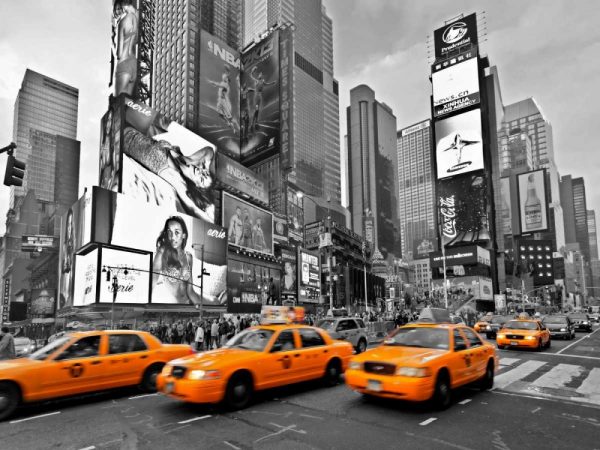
39 335 106 398
103 334 152 388
460 328 489 381
295 328 330 381
260 329 302 389
448 329 471 387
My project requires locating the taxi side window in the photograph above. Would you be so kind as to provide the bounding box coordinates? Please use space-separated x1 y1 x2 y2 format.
55 336 101 360
299 329 326 348
453 330 468 352
461 328 483 347
109 334 148 354
272 330 296 352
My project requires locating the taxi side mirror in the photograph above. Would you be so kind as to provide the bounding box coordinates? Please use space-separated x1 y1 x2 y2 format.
270 343 283 353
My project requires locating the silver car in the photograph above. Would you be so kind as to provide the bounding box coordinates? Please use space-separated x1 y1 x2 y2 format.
316 317 368 353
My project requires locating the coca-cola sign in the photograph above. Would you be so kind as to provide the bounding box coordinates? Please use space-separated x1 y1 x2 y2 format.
439 195 457 240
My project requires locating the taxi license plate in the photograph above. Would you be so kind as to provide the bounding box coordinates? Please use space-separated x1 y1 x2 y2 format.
510 341 518 346
367 380 382 392
165 381 174 394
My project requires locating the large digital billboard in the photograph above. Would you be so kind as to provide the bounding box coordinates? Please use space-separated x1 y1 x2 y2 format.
435 108 484 179
99 101 123 192
223 192 273 256
517 169 549 234
226 260 279 313
431 276 492 301
500 177 513 235
198 30 241 159
413 238 436 259
98 248 151 304
433 13 478 60
280 247 297 297
73 249 99 307
438 173 491 246
92 188 227 306
121 97 217 223
30 289 56 316
215 153 268 204
110 0 141 97
432 52 479 117
430 244 490 268
298 248 320 303
240 31 280 165
287 186 304 244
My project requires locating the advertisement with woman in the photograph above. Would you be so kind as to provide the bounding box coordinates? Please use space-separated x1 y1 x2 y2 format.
99 103 122 192
280 248 297 297
223 192 273 256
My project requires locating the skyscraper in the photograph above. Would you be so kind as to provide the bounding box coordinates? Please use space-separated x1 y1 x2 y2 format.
396 119 435 259
588 210 598 261
9 69 79 208
201 0 242 49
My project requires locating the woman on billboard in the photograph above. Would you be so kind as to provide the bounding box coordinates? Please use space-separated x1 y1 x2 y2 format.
283 261 296 292
114 1 138 97
59 208 75 309
123 127 215 222
207 66 238 134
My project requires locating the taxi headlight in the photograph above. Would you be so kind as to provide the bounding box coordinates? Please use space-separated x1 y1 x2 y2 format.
485 325 492 330
188 369 221 380
582 321 589 325
348 361 363 371
560 328 566 332
497 334 505 339
395 367 431 378
161 365 172 376
525 336 537 340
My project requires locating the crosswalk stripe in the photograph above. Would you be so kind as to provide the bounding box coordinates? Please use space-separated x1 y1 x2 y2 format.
576 368 600 397
494 360 547 390
498 357 520 367
531 364 584 389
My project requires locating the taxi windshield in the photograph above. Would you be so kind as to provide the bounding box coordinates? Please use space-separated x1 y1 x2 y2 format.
316 319 335 331
385 327 449 350
224 329 275 352
29 336 71 360
503 321 538 330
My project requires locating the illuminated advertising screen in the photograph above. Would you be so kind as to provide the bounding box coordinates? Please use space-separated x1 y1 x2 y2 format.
99 100 123 192
121 97 217 223
437 173 491 246
223 192 273 256
435 109 484 179
517 169 549 234
280 248 297 296
227 260 279 313
30 289 56 316
287 186 304 244
432 52 479 117
433 13 478 60
431 276 492 300
198 30 241 159
298 248 320 303
430 244 490 268
240 31 280 165
92 188 227 306
279 26 294 171
73 249 99 307
21 235 58 252
500 177 513 235
98 248 151 304
109 0 141 97
273 215 289 245
215 153 268 204
413 238 436 259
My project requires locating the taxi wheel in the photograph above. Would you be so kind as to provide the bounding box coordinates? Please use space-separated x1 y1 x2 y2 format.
497 344 505 350
545 338 551 349
356 339 367 354
536 339 544 352
432 372 451 410
323 359 342 387
141 364 163 392
225 372 253 410
479 361 494 390
0 382 19 421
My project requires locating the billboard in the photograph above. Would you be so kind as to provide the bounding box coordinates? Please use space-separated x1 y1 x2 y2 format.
517 169 549 234
98 248 151 304
92 188 227 306
30 289 56 316
73 249 98 307
223 192 273 255
99 103 123 192
198 30 241 159
21 235 58 252
413 238 436 259
110 1 140 97
435 109 484 179
226 260 279 313
240 31 280 165
280 248 297 296
298 248 320 303
500 177 513 235
432 52 479 117
215 153 268 204
431 276 492 300
433 13 478 60
430 244 490 268
438 173 491 246
2 279 10 322
121 97 217 223
279 26 294 171
287 186 304 244
273 215 289 245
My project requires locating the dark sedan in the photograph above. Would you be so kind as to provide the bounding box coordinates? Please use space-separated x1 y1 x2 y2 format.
568 313 593 332
542 315 575 340
483 315 513 339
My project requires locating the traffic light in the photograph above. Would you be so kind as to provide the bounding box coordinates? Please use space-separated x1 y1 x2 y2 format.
4 154 26 187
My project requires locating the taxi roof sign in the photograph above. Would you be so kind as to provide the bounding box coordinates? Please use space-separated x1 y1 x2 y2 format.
417 307 451 324
261 306 305 325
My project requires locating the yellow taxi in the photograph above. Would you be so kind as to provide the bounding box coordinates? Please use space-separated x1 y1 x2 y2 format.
473 314 493 333
0 330 193 420
345 322 499 409
157 307 354 410
496 319 551 351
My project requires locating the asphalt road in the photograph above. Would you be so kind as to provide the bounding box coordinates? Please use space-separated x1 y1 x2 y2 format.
2 325 599 450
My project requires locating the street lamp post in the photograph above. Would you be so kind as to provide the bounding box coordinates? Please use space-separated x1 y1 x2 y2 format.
102 266 129 330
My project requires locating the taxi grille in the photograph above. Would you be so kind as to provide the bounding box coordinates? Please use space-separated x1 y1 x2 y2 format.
364 362 396 375
171 366 188 379
506 334 524 340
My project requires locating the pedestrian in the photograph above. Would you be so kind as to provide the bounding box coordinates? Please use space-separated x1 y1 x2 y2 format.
210 319 219 349
0 326 16 360
218 319 228 347
194 321 204 352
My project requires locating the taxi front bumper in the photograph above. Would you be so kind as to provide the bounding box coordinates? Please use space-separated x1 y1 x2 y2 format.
345 369 435 402
496 336 540 348
157 374 225 404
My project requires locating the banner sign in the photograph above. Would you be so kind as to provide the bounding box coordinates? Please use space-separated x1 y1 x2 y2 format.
2 279 10 322
21 235 58 252
279 26 294 171
430 245 490 268
433 13 478 60
298 248 320 304
216 152 268 204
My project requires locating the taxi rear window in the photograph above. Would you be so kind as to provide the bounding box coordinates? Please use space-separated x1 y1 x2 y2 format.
504 321 538 330
385 327 449 350
225 329 275 351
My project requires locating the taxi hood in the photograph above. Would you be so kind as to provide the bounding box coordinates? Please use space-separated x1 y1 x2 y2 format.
168 347 261 368
354 345 446 366
0 357 40 372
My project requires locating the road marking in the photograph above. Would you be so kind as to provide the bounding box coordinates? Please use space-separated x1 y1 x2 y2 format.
78 447 96 450
531 363 584 389
178 415 211 424
493 360 546 390
254 423 306 443
499 357 520 367
458 399 471 405
493 389 600 410
164 424 190 434
10 411 61 424
556 327 600 354
128 393 158 400
223 442 241 450
577 368 600 398
419 418 437 426
531 407 541 413
299 413 323 420
545 352 600 362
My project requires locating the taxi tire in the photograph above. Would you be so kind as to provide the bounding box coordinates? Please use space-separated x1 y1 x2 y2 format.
225 372 253 411
479 361 494 390
356 339 367 354
0 382 19 421
432 372 451 410
323 359 342 387
536 339 544 352
140 364 164 392
545 338 551 349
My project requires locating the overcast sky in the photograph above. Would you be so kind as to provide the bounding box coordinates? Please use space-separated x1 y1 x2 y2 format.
0 0 599 242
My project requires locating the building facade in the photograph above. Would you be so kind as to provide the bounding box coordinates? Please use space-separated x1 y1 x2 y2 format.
201 0 241 49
